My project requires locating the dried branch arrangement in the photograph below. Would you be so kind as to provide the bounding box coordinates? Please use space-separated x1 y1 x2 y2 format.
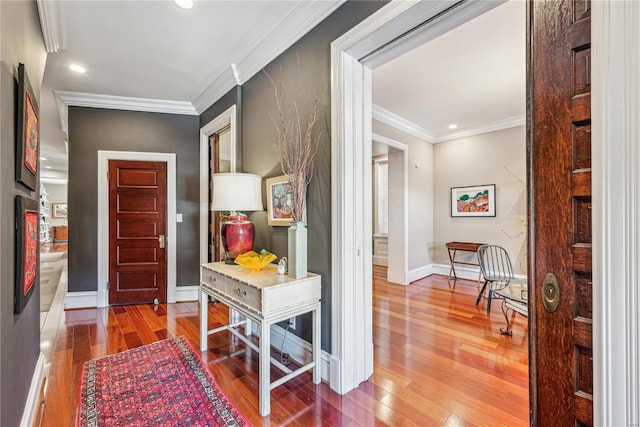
267 70 321 222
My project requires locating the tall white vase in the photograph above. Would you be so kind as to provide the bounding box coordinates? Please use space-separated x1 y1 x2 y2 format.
287 221 307 279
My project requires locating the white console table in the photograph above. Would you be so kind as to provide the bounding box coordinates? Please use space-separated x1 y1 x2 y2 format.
199 262 321 416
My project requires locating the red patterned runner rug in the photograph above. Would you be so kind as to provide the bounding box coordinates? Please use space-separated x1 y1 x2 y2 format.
78 336 249 426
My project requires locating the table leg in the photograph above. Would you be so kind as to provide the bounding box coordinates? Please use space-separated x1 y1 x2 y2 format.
312 304 321 384
259 320 271 416
447 248 457 281
200 290 208 351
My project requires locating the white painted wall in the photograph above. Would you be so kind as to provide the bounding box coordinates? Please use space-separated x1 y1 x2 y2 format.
433 126 526 274
43 183 67 228
372 119 434 270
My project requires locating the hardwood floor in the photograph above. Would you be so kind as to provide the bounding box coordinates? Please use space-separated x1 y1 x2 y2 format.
40 242 69 257
40 268 528 426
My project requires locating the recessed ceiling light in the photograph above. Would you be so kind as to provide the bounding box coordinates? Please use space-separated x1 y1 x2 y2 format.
173 0 194 10
45 166 52 169
448 124 458 130
69 64 86 74
40 156 47 161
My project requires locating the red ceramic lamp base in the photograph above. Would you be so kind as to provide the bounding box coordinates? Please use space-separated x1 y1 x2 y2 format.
221 214 255 262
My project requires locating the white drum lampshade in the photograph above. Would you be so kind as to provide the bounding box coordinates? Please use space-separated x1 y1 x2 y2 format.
211 173 263 261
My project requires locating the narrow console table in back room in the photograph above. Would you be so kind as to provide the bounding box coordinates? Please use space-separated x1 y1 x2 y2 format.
446 241 486 284
199 262 321 416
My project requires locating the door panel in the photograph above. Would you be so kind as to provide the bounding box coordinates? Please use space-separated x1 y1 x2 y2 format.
109 160 167 305
530 0 592 425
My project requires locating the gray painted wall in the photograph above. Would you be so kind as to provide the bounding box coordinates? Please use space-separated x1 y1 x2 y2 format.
433 126 527 274
0 0 47 422
67 107 200 292
226 1 386 351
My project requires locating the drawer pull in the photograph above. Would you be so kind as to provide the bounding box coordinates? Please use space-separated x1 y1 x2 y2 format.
235 288 247 297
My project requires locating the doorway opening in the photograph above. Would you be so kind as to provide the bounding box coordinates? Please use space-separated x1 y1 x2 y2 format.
330 4 529 419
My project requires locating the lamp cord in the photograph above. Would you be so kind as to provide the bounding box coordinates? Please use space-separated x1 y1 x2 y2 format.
280 323 292 365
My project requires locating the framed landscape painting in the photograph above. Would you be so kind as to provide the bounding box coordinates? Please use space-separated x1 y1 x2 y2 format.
16 63 39 191
451 184 496 217
52 203 67 218
15 195 39 314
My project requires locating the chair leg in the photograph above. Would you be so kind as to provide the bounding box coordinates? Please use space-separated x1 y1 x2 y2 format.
486 290 492 314
476 281 488 305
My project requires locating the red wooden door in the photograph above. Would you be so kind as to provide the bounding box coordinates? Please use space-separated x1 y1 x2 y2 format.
530 0 592 425
109 160 167 305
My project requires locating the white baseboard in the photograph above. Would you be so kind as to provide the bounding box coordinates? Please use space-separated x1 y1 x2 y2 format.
65 291 98 309
66 286 199 308
20 353 44 427
249 323 330 382
431 263 526 281
408 264 434 282
176 285 199 302
431 263 479 280
372 256 388 267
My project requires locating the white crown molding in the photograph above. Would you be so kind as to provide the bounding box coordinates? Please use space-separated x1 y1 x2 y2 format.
55 90 198 115
372 104 435 142
235 0 345 84
192 67 238 114
53 91 68 136
193 0 345 114
433 114 525 143
36 0 66 53
372 104 525 145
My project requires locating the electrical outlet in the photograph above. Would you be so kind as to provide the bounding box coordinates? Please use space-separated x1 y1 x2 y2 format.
288 317 296 330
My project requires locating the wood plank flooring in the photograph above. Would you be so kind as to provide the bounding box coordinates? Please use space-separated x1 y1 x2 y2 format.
40 268 528 426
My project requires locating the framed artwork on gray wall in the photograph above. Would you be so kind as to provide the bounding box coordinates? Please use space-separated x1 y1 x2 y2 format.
266 175 306 226
15 195 39 314
15 63 39 191
451 184 496 217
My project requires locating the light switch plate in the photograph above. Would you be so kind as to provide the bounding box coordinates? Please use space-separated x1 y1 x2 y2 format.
176 213 183 223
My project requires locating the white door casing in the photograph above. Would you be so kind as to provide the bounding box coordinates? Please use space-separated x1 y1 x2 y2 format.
96 150 177 307
329 0 504 396
372 133 408 285
199 105 237 266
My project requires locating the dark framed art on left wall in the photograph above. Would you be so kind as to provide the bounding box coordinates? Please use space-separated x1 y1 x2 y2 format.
15 195 39 314
16 63 39 191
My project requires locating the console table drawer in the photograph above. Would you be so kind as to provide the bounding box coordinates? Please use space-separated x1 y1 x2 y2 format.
201 270 225 292
228 280 261 312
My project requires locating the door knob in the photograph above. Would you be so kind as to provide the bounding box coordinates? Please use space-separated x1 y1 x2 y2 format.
541 272 560 312
159 235 165 249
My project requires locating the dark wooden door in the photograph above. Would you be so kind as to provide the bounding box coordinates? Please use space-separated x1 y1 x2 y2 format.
209 133 222 262
530 0 592 425
109 160 167 305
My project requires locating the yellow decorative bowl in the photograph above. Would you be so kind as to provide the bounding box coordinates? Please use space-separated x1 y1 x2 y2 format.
234 251 277 271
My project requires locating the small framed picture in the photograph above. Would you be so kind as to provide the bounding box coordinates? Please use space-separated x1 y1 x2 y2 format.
52 203 67 218
451 184 496 217
15 63 39 191
266 175 305 226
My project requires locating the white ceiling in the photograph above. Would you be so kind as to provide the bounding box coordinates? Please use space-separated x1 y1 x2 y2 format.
39 0 525 180
39 0 343 179
372 0 525 143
